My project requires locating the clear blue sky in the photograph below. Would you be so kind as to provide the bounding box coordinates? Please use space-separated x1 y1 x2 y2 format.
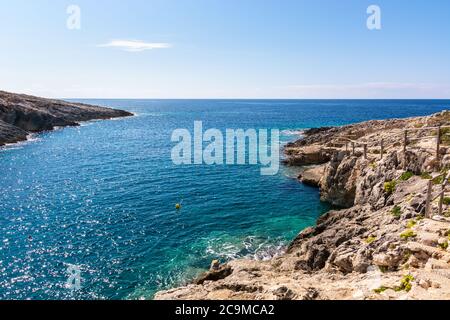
1 0 450 99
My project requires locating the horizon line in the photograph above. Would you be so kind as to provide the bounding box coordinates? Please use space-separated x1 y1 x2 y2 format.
63 97 450 101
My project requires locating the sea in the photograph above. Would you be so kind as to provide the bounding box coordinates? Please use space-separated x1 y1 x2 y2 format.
1 99 449 299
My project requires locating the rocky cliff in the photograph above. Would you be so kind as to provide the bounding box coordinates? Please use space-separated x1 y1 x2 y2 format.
0 91 133 146
155 111 450 300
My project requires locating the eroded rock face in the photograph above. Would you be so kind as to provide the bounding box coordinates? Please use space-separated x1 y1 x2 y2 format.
0 119 28 145
0 90 133 146
194 266 233 285
320 152 360 207
298 165 325 187
284 145 332 166
354 151 399 209
402 150 436 174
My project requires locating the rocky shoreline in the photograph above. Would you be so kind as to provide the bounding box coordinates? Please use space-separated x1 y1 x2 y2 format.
156 110 450 300
0 91 133 147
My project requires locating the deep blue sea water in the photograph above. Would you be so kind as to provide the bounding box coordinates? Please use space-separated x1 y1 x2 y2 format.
1 99 450 300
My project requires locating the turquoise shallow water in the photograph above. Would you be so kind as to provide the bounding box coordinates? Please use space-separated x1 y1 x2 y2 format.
1 99 450 299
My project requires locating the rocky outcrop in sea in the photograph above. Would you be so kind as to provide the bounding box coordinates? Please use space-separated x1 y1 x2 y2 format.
156 110 450 300
0 91 132 146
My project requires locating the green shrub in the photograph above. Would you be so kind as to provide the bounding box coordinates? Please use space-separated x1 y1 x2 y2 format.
432 175 445 185
400 171 414 181
443 197 450 205
375 275 415 294
394 275 415 292
374 286 388 294
400 230 417 240
406 220 417 228
384 181 397 195
421 172 432 180
439 241 449 250
391 206 402 219
365 236 377 244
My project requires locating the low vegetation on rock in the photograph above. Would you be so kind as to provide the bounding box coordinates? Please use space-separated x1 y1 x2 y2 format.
400 172 414 181
384 181 397 195
400 229 417 240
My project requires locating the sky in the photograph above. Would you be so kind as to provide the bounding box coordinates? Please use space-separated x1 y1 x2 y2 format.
1 0 450 99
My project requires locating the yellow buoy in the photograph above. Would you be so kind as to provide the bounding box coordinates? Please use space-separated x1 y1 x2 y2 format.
175 203 181 210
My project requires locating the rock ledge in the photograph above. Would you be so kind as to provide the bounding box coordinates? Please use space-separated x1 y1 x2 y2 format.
0 90 133 146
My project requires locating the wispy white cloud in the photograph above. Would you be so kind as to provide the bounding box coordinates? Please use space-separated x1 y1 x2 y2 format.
98 39 172 52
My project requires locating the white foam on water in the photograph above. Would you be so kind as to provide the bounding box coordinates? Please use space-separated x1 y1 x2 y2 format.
109 113 137 120
205 236 287 262
1 133 42 151
281 129 304 137
78 122 95 127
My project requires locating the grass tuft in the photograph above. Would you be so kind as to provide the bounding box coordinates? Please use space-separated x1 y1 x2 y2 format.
391 206 402 219
384 181 397 195
394 275 415 292
365 236 377 244
400 171 414 181
400 230 417 241
421 172 432 180
406 220 417 228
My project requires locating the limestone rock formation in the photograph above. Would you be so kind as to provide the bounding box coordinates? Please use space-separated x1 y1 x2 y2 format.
0 90 133 146
298 165 325 187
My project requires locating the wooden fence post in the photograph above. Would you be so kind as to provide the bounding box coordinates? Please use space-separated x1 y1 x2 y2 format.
403 130 408 170
363 144 367 160
425 180 433 218
438 188 444 216
403 130 408 153
380 139 384 160
352 142 355 156
436 126 441 161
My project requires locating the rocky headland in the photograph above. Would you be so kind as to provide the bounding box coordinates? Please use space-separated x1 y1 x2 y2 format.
156 110 450 300
0 91 132 146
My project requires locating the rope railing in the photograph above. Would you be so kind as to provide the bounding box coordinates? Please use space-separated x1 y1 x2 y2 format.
336 135 400 161
330 124 450 166
326 124 450 219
